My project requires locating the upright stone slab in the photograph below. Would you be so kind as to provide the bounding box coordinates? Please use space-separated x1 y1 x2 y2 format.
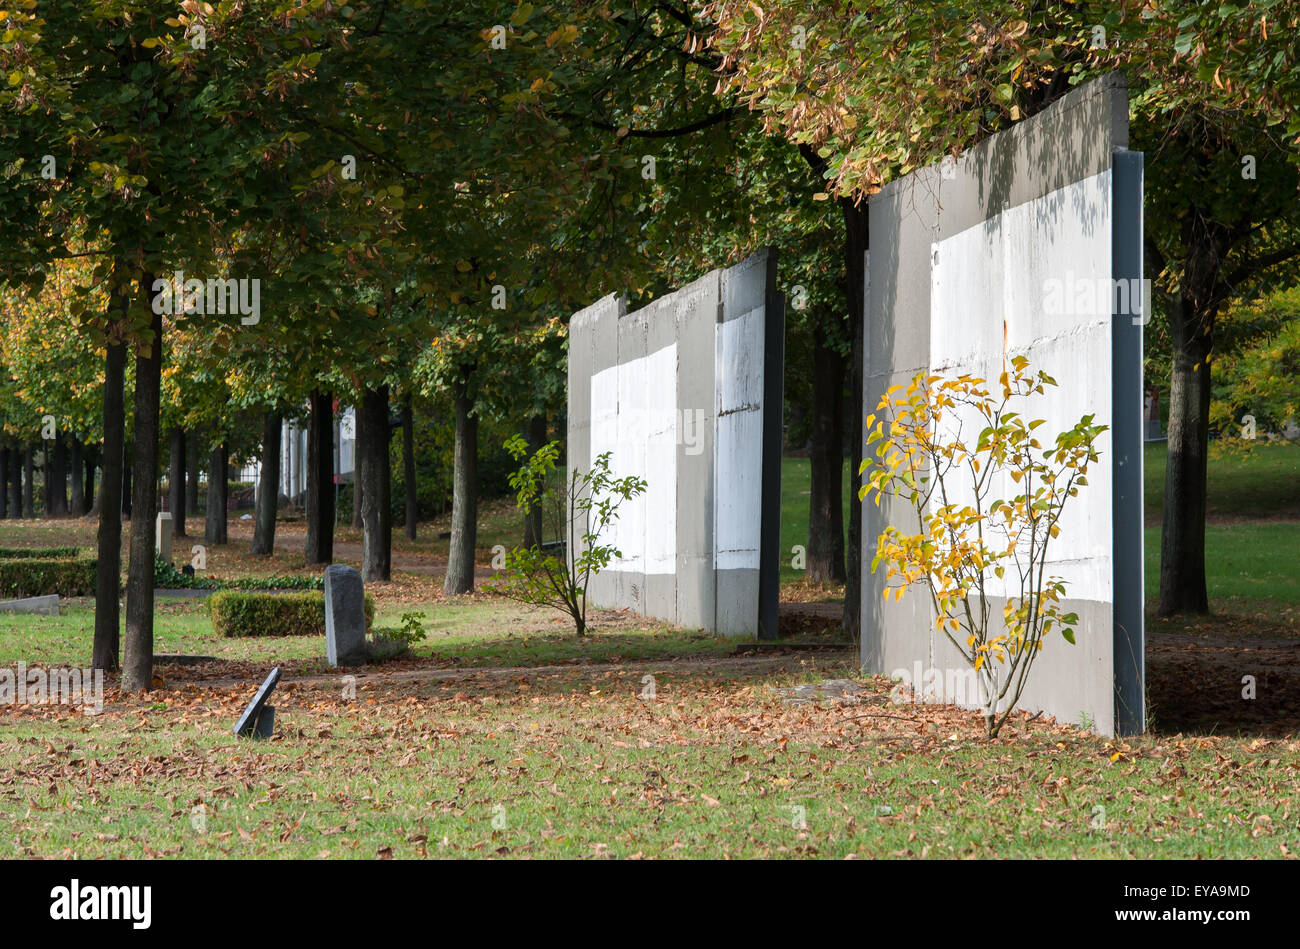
155 511 173 564
324 564 367 667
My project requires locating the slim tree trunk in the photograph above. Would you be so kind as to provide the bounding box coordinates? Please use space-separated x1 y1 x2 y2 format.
22 446 34 518
1158 213 1230 616
185 433 199 515
0 448 8 520
121 292 162 693
8 443 20 518
50 430 68 515
522 413 546 546
252 410 281 556
121 439 132 519
169 427 186 537
84 455 95 515
94 331 127 673
42 443 54 517
360 385 392 582
444 372 478 595
93 331 127 673
807 334 847 583
840 198 868 639
205 441 228 545
69 436 84 516
305 390 334 564
402 394 418 541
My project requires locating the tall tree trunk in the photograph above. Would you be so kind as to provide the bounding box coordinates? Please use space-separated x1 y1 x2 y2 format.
185 433 199 516
402 394 418 541
121 292 162 693
359 385 392 582
0 448 8 520
221 451 229 530
807 334 847 583
42 442 54 517
22 446 34 518
205 441 228 545
351 404 365 530
84 454 96 515
121 439 132 519
8 443 20 517
1158 213 1230 616
69 436 84 515
444 372 478 595
304 390 334 564
169 427 186 537
522 413 547 546
94 329 127 672
252 410 281 556
840 198 868 639
50 430 68 515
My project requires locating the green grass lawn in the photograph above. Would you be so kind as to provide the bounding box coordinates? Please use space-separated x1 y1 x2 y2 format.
0 596 740 674
1144 441 1300 521
5 654 1296 859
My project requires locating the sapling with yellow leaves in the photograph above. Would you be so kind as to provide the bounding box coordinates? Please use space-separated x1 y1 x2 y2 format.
860 356 1107 737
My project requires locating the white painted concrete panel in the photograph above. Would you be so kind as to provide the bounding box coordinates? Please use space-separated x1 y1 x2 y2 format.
590 346 679 577
714 307 764 571
930 172 1113 603
644 344 678 575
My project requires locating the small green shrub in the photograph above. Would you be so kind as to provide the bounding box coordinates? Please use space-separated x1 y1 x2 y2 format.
367 611 427 661
0 546 83 560
210 591 376 637
0 554 97 598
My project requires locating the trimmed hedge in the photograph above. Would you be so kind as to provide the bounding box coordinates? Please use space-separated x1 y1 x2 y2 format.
0 555 97 598
210 591 377 638
0 546 83 560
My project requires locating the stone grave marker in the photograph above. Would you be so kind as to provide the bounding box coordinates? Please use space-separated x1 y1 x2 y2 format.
324 564 367 667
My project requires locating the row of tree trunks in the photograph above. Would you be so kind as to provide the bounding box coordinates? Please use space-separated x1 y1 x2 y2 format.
0 443 95 517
